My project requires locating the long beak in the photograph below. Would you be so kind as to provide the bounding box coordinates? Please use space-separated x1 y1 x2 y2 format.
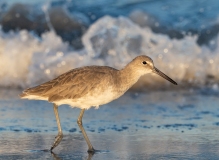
153 67 177 85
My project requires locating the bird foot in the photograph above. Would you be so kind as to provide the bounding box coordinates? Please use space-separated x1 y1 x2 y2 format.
87 148 95 154
50 133 63 151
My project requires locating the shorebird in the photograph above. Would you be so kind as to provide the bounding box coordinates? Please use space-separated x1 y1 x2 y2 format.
20 55 177 153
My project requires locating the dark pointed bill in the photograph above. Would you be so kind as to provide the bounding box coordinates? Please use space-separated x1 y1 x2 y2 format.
153 67 177 85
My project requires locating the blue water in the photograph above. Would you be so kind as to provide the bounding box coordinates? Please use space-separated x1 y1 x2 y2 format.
1 0 219 44
0 0 219 88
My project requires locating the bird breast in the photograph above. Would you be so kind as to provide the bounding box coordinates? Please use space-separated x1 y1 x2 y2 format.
55 87 120 110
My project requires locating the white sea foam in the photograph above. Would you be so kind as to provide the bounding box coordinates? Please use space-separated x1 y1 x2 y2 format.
82 16 219 88
0 16 219 89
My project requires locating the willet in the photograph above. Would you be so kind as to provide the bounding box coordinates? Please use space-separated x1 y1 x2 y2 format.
20 55 177 153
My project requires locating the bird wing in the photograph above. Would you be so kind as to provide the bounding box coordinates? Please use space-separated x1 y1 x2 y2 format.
21 66 115 102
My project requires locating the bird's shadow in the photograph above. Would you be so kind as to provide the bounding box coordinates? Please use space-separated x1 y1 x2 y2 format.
51 151 94 160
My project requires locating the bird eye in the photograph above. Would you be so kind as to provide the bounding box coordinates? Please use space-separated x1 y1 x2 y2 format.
142 61 147 65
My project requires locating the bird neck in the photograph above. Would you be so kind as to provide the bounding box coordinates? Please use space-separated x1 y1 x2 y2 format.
116 64 142 91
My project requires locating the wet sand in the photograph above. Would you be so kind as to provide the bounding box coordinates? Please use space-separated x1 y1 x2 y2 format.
0 88 219 159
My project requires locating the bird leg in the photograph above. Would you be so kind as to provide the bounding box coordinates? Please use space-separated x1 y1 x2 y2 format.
77 109 95 153
50 104 63 151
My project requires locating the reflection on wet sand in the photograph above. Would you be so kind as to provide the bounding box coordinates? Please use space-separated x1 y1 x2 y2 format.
1 89 219 159
51 151 93 160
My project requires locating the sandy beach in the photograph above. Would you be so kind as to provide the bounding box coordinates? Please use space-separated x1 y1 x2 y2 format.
0 88 219 159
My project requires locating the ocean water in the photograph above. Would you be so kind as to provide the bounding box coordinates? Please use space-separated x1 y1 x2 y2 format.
0 0 218 89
